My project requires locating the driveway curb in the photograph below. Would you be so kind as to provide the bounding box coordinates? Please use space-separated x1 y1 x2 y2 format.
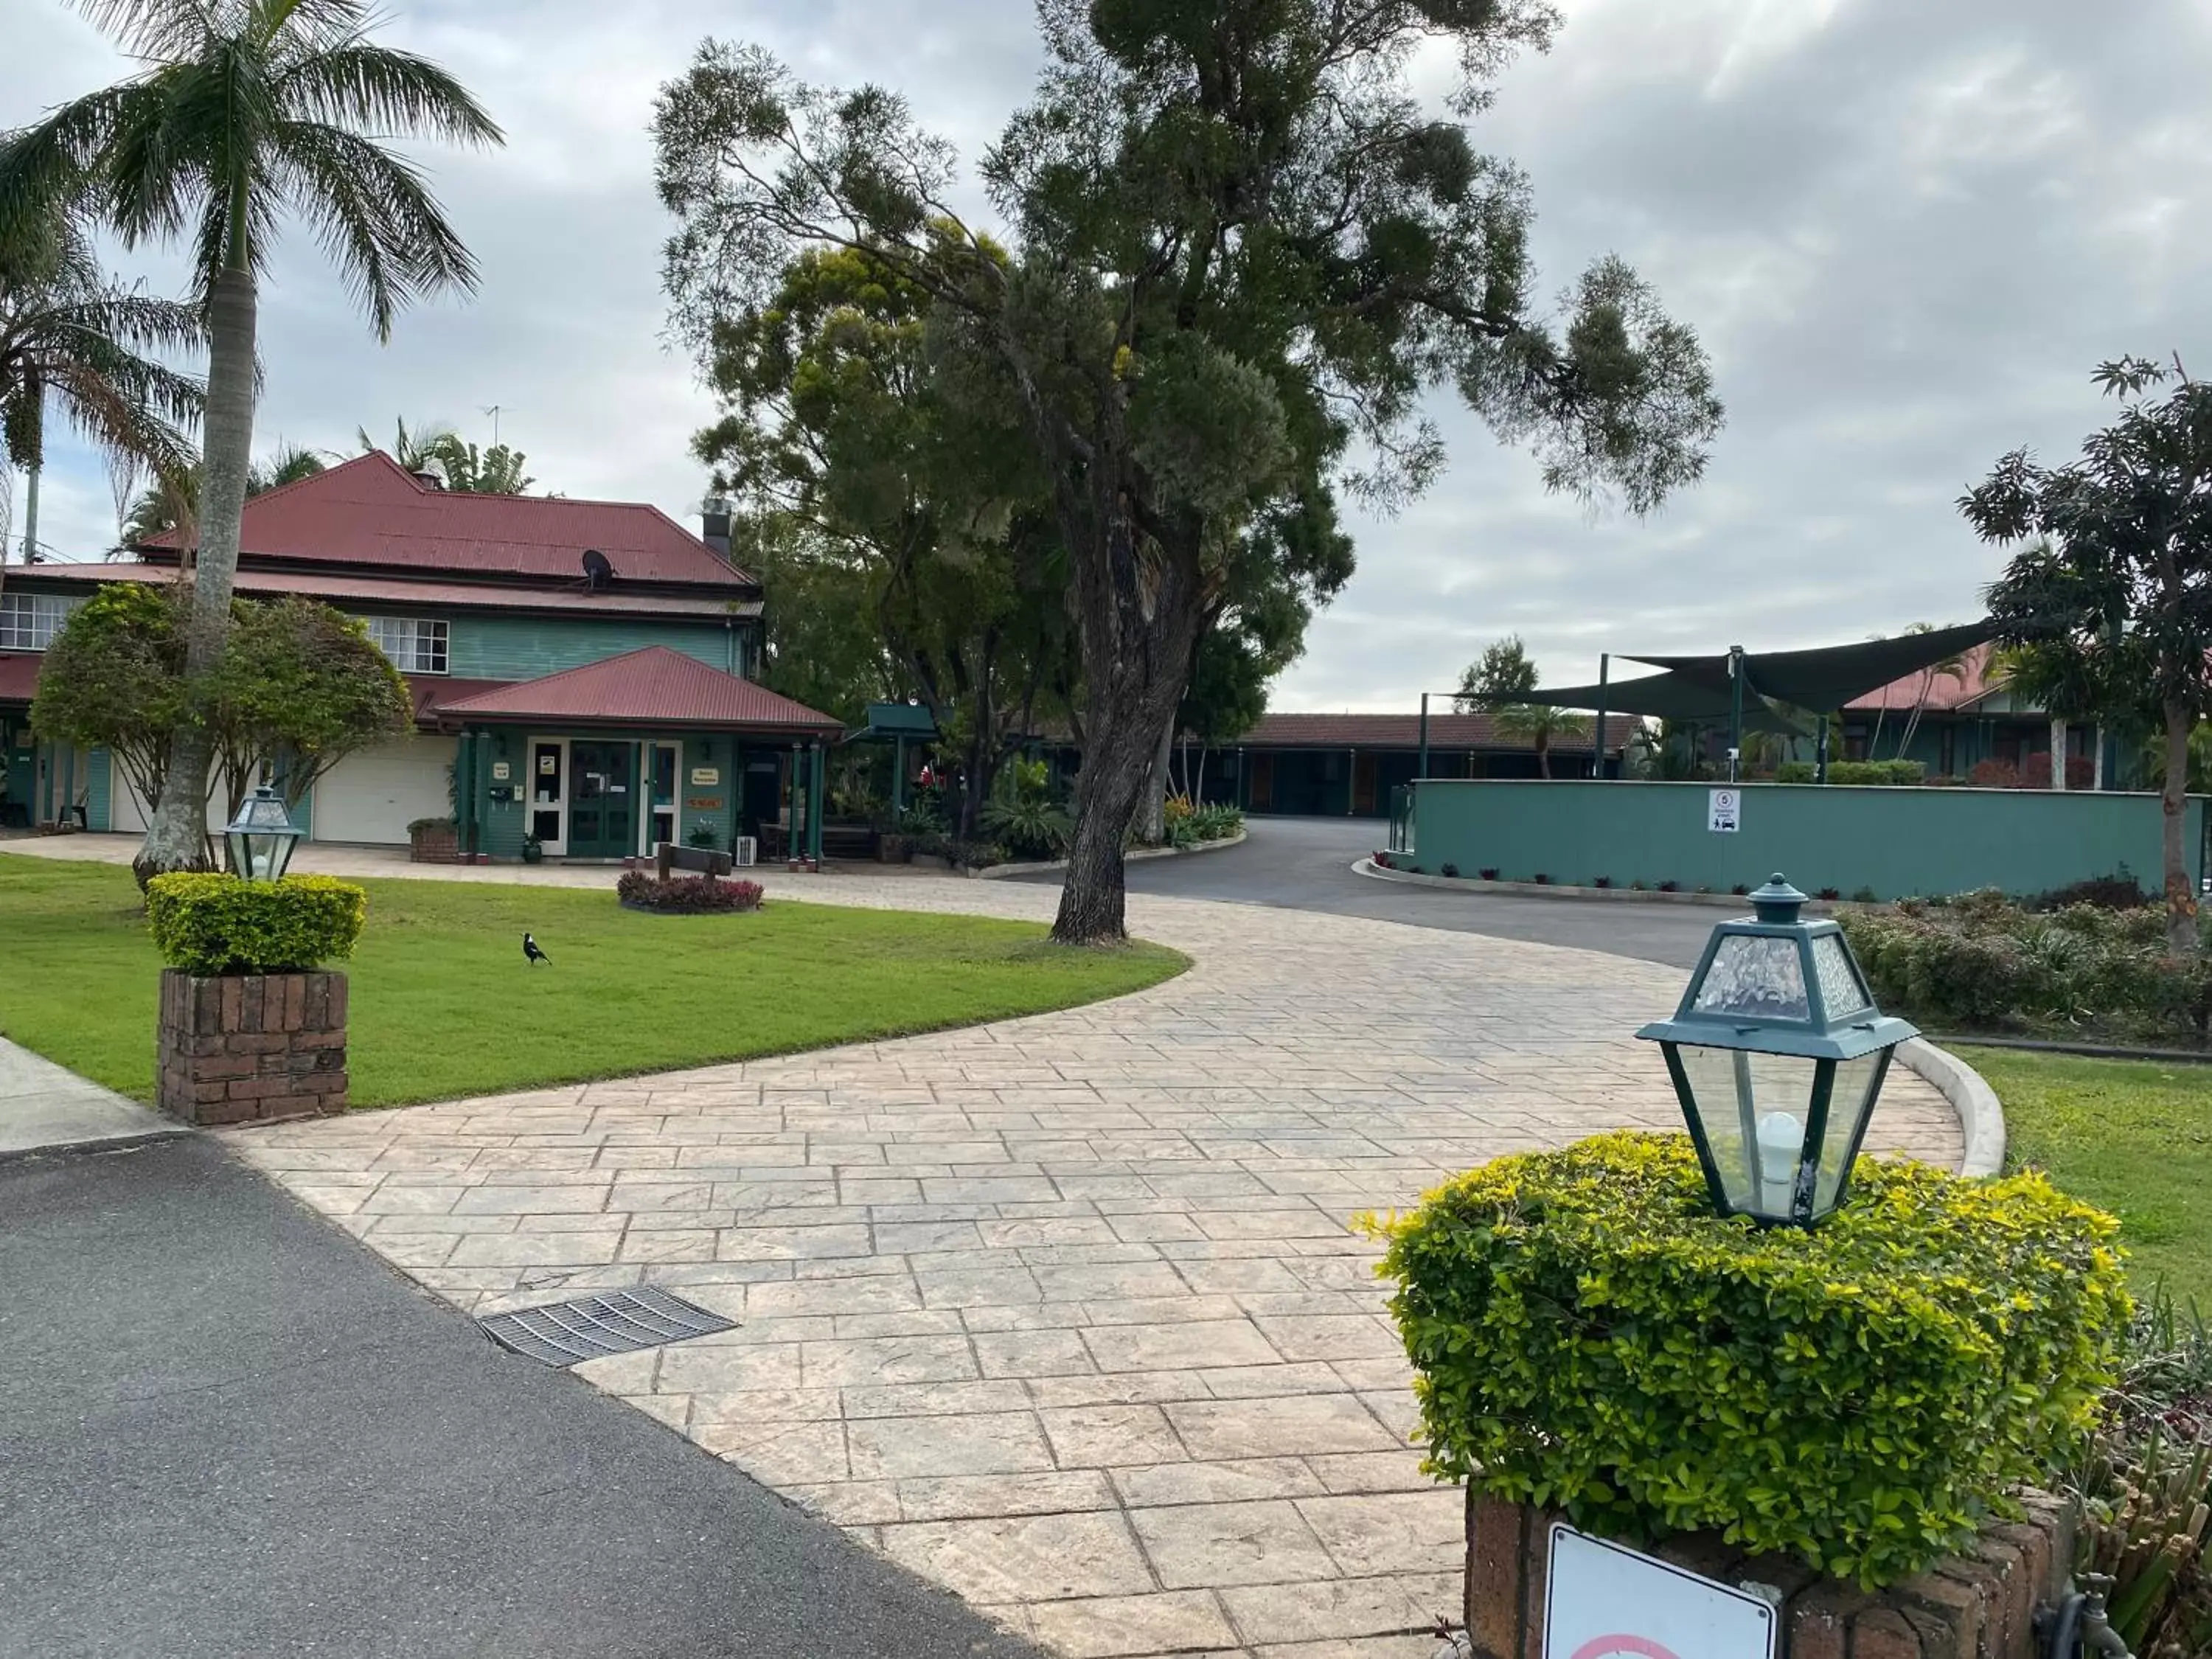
975 828 1249 880
1895 1037 2008 1177
1351 858 1842 910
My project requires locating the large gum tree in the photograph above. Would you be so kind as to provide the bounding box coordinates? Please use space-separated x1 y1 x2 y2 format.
0 0 501 880
655 0 1723 944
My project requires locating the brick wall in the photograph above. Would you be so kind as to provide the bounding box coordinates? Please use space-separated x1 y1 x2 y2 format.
1466 1491 2075 1659
156 970 349 1126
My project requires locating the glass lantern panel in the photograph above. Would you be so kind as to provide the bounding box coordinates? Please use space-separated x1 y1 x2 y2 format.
1812 1053 1881 1211
1690 934 1809 1021
1810 933 1871 1020
1673 1044 1820 1219
240 793 293 831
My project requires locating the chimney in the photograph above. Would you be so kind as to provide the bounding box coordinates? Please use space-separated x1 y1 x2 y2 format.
700 495 733 562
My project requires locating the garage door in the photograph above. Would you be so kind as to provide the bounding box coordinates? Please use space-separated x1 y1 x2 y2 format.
309 736 456 844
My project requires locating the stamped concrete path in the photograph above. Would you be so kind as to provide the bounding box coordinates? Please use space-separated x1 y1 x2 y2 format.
201 860 1962 1659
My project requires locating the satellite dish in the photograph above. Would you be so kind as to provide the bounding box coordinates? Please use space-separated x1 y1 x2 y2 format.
581 549 613 591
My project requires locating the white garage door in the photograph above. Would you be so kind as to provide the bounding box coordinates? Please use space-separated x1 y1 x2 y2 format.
112 766 228 838
310 736 456 844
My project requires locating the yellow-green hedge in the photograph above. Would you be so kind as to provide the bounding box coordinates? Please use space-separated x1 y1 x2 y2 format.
1369 1132 2130 1587
145 874 367 975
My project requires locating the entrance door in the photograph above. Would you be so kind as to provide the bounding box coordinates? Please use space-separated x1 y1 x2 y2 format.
648 742 680 851
530 740 566 852
566 741 635 858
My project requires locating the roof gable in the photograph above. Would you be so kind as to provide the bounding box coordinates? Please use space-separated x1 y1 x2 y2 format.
433 646 839 731
140 452 754 591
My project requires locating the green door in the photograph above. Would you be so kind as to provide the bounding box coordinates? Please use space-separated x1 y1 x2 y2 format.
566 741 635 858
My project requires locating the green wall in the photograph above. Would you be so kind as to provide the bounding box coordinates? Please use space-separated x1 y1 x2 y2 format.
462 727 771 859
447 615 748 681
1401 779 2208 901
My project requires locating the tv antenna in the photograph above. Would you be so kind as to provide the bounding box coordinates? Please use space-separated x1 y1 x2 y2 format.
481 404 509 445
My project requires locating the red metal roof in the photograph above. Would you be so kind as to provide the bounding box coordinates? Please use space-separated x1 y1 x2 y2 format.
0 653 38 706
1843 644 2006 713
21 559 759 621
433 647 841 733
1237 711 1640 751
137 452 755 591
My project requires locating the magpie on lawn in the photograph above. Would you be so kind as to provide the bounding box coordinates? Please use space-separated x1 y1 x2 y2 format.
522 932 551 967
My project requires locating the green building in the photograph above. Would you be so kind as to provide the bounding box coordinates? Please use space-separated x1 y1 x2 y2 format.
0 452 840 860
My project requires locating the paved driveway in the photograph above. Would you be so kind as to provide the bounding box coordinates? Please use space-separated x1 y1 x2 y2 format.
226 872 1961 1659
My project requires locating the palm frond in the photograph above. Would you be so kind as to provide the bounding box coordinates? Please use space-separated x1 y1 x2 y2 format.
72 0 223 60
274 41 504 148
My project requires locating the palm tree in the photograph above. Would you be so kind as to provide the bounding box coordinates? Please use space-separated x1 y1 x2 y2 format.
0 0 502 876
1495 703 1593 779
1891 620 1969 765
357 415 453 473
1 204 201 561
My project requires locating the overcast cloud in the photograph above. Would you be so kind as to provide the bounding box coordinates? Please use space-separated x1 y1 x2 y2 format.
7 0 2210 707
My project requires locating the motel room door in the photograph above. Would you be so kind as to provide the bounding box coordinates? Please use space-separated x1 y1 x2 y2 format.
566 741 636 858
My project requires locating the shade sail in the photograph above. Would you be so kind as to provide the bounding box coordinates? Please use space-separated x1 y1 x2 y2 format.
1509 619 1998 727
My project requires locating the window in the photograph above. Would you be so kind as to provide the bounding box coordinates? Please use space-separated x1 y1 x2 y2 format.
364 615 449 674
0 591 83 651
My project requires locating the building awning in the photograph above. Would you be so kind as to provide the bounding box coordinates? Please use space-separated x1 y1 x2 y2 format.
431 646 841 736
0 653 38 709
1515 620 2000 731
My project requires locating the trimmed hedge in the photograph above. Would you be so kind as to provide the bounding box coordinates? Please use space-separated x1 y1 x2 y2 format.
615 871 764 913
1774 759 1928 785
1840 890 2211 1040
1371 1132 2129 1587
145 874 367 975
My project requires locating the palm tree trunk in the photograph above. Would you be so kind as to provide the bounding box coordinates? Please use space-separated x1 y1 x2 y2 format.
2160 701 2199 955
2092 726 2105 793
136 267 256 882
2048 717 2068 792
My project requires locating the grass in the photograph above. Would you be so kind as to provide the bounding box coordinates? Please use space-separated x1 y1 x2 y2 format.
0 854 1184 1108
1964 1046 2212 1306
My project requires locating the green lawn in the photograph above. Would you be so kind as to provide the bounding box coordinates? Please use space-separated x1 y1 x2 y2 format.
0 855 1183 1107
1964 1046 2212 1305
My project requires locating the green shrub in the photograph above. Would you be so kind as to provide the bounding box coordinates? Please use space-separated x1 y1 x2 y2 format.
1842 893 2212 1041
145 874 367 975
1775 760 1926 785
616 871 763 913
1370 1132 2129 1588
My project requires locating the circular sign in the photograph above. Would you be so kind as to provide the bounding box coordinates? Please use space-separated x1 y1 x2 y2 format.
1572 1639 1685 1659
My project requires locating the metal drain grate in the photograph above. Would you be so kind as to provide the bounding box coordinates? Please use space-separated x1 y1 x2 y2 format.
477 1287 736 1367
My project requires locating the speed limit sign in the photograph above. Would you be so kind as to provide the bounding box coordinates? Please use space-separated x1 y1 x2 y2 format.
1545 1526 1776 1659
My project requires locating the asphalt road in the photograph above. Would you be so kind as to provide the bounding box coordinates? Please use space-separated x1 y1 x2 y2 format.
0 1134 1040 1659
1022 815 1723 970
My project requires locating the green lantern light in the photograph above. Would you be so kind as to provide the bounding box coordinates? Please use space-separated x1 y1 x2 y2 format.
1636 874 1917 1227
225 786 302 883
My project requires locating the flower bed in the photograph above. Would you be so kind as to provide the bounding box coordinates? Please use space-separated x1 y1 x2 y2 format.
615 871 765 914
1371 1131 2129 1587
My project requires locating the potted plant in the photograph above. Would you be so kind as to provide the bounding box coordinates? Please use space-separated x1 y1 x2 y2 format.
521 833 544 865
146 872 366 1125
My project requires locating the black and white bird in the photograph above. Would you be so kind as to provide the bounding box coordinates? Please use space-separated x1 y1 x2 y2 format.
522 932 551 967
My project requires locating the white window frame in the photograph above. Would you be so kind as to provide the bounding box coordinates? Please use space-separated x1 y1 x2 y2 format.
364 614 450 675
0 591 84 651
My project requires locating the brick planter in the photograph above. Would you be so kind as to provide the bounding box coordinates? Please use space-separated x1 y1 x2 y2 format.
156 970 349 1126
408 821 460 863
1465 1492 2075 1659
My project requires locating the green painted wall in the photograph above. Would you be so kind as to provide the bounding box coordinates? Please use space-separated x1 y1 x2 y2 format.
85 747 111 832
1402 779 2209 901
461 727 771 859
447 614 748 681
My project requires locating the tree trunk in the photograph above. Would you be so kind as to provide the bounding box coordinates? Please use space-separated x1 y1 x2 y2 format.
2049 717 2068 791
2160 702 2199 955
136 267 257 884
1138 712 1174 844
1536 732 1551 779
2092 726 2105 793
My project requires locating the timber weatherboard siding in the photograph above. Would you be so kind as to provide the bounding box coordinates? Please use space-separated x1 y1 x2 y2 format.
1400 778 2210 901
445 615 749 682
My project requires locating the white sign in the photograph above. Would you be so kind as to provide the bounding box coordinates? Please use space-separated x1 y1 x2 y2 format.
1545 1526 1776 1659
1708 787 1742 833
490 760 511 782
690 766 720 786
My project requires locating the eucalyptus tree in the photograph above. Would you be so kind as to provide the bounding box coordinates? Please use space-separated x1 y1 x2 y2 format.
1 0 501 877
0 205 200 560
655 0 1722 942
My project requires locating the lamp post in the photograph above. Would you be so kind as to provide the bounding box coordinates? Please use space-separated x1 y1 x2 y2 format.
225 787 303 883
1636 874 1916 1227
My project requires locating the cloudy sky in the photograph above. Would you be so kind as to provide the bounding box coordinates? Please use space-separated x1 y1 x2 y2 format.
7 0 2209 707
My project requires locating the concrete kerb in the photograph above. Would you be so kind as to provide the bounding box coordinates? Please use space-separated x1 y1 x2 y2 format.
1351 860 2010 1180
973 827 1248 880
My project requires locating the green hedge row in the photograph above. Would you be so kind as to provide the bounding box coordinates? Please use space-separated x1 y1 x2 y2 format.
145 874 367 975
1840 891 2211 1040
1773 759 1928 785
1371 1132 2129 1587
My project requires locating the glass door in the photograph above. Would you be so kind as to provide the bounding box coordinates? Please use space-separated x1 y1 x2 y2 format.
530 740 565 850
566 742 634 858
649 742 679 851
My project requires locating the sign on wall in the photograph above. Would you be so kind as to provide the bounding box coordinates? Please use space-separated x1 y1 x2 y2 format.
690 767 720 786
490 761 511 781
1708 787 1742 833
1545 1526 1775 1659
685 796 723 811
